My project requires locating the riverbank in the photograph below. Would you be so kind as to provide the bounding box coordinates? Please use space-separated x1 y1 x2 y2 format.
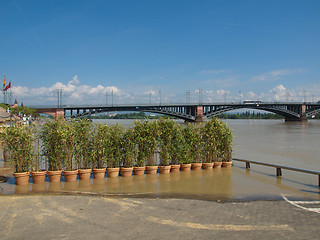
1 194 319 239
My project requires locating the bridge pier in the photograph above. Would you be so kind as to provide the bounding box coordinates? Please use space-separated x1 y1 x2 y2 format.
195 106 204 123
285 116 308 122
285 104 308 122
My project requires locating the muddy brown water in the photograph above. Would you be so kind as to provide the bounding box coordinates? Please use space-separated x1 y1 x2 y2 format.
1 119 319 201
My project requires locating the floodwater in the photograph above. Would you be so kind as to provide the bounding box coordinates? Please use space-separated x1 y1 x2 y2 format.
1 119 319 201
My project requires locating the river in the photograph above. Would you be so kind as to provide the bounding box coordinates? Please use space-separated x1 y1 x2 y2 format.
1 119 319 201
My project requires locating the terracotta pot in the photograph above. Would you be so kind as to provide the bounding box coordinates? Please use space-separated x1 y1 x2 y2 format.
222 161 233 168
63 170 78 182
107 167 120 178
47 170 62 183
191 163 202 171
92 168 106 179
202 162 214 170
180 163 191 171
78 169 92 180
214 162 222 168
120 167 133 177
13 172 30 185
170 164 180 173
146 166 158 175
31 171 47 184
133 166 145 176
159 165 171 174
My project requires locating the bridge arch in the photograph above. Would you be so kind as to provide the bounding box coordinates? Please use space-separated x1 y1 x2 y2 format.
36 108 65 119
69 108 196 122
204 105 301 121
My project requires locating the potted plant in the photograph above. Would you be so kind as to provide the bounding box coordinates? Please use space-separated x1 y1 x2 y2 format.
31 129 46 184
74 119 93 180
1 124 34 185
91 122 108 179
169 123 184 172
61 120 78 182
132 121 146 176
134 120 158 175
120 128 137 177
106 124 123 178
201 118 219 169
180 126 192 172
220 121 233 167
132 121 145 176
183 123 203 171
41 118 65 182
158 118 175 174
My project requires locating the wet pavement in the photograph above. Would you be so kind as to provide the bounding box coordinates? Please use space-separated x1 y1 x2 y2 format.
1 164 320 239
1 194 320 239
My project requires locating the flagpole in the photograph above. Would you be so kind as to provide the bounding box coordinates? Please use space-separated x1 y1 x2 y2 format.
3 73 5 104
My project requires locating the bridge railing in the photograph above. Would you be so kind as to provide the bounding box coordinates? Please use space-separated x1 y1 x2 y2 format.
232 158 320 188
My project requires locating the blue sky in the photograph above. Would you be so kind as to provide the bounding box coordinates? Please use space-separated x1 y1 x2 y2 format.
1 0 319 106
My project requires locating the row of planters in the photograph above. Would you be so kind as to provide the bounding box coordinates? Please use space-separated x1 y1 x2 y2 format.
1 117 233 185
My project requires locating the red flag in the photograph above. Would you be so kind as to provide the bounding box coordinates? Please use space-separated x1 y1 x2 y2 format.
4 82 11 91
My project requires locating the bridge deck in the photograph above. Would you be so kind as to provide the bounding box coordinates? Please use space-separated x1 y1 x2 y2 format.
33 102 320 122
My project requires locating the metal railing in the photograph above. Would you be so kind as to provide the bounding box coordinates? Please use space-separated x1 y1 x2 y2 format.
232 158 320 188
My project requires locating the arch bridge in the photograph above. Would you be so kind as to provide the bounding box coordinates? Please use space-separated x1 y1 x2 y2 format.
35 102 320 122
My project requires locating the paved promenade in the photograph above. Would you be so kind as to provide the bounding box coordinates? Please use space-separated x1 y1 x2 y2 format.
0 194 319 239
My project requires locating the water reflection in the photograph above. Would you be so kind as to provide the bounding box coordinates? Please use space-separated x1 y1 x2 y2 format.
5 169 229 199
78 179 92 191
64 181 78 191
32 183 47 193
1 166 319 200
48 182 62 192
92 178 106 192
15 184 31 194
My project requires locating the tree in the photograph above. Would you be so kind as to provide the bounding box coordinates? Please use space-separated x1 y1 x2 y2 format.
10 106 39 118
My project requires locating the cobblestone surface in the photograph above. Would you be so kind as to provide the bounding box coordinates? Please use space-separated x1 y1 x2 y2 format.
0 194 319 239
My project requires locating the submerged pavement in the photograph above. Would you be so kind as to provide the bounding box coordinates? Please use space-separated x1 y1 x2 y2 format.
0 194 320 239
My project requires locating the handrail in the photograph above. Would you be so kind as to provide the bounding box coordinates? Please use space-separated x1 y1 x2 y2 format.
232 158 320 188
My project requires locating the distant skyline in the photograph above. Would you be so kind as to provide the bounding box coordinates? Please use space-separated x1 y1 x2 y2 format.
1 0 319 106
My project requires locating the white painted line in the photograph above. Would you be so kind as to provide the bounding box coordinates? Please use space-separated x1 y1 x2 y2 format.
290 201 320 204
307 208 320 211
281 194 320 214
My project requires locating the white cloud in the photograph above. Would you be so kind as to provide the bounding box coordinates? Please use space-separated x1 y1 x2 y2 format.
10 76 122 105
267 84 291 101
246 92 256 99
270 69 304 77
143 90 157 96
69 75 80 85
272 84 286 94
11 86 29 97
250 68 304 82
106 86 120 94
